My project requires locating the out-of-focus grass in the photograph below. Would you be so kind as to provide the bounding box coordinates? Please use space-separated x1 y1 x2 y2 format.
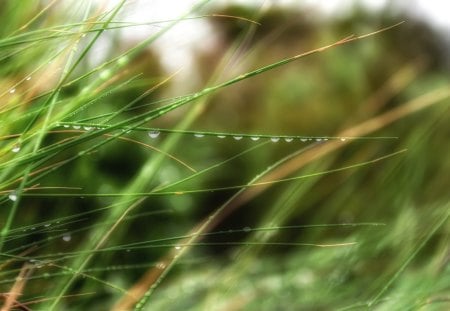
0 1 449 310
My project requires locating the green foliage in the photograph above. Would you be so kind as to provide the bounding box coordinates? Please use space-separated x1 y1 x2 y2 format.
0 1 449 310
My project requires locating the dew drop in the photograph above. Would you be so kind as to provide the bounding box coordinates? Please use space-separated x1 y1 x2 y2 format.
243 226 251 232
284 137 293 142
233 136 243 140
9 88 16 94
100 70 111 80
81 33 86 38
323 138 329 141
8 192 18 202
270 137 280 143
26 76 32 81
83 126 93 131
63 124 70 128
300 138 308 142
194 133 205 138
316 138 322 142
156 262 166 269
340 138 347 142
148 130 160 139
62 234 72 242
174 245 182 250
118 56 129 66
250 137 260 141
11 143 21 153
73 125 81 130
217 135 226 139
44 223 51 227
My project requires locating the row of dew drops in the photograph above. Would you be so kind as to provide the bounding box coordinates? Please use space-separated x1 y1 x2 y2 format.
56 124 348 142
147 130 347 142
8 124 348 155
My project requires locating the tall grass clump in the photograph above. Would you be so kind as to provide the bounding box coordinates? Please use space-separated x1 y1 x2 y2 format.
1 1 449 310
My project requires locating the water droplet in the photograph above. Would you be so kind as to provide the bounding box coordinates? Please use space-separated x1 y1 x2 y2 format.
81 33 86 38
9 88 15 94
323 138 329 141
126 249 131 252
233 136 243 140
194 133 204 138
100 70 111 80
44 223 51 227
175 245 182 250
340 138 347 142
315 138 322 142
73 125 81 130
250 137 260 141
26 76 32 81
156 262 166 269
63 125 69 128
148 130 160 139
270 137 280 142
118 56 129 66
300 138 308 142
62 234 72 242
284 137 293 142
11 143 21 153
243 226 251 232
8 192 18 202
83 126 93 131
217 135 226 139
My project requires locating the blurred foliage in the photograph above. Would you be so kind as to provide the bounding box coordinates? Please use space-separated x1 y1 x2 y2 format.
0 1 449 310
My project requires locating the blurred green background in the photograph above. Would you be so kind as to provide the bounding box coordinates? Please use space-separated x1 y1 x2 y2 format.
0 1 449 310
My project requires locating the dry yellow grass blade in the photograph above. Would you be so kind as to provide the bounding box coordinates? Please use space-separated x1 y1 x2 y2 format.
0 264 33 311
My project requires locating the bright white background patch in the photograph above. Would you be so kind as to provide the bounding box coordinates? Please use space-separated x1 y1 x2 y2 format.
103 0 449 89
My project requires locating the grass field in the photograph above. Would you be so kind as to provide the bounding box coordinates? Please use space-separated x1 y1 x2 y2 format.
0 1 449 310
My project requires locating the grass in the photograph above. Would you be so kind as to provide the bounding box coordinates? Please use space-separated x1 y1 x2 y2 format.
1 1 449 310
